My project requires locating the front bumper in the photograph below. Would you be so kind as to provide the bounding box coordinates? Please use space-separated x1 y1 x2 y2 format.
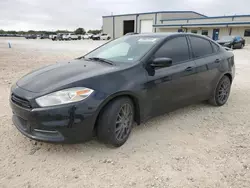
10 98 98 143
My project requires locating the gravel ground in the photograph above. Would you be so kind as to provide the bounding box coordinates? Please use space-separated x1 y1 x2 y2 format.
0 38 250 188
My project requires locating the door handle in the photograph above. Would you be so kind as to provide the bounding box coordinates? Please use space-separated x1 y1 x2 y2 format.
215 59 221 63
185 67 194 72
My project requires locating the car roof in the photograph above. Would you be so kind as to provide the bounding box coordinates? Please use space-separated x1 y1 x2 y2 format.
127 32 210 39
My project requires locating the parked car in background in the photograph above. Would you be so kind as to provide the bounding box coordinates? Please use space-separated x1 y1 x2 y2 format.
52 34 64 41
62 33 78 40
125 32 139 36
82 33 93 39
25 34 37 39
100 34 111 40
40 34 49 39
50 34 57 40
10 33 235 147
92 34 101 40
217 36 245 49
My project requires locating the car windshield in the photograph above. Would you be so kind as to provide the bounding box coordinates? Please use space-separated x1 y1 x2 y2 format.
220 36 234 40
85 35 161 63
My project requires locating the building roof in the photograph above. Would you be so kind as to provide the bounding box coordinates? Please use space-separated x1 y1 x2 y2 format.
160 14 250 21
153 22 250 28
102 11 207 18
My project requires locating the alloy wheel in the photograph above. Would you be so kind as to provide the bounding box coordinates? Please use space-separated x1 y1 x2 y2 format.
115 103 133 141
217 78 231 104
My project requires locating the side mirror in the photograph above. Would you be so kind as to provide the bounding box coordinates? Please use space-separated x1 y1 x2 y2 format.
151 57 172 68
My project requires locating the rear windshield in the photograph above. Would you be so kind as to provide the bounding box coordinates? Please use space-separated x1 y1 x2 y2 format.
220 36 234 40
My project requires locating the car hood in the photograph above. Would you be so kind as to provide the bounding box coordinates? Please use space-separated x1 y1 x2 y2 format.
16 59 118 93
217 39 233 43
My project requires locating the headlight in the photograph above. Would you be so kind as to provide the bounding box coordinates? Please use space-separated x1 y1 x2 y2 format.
36 87 94 107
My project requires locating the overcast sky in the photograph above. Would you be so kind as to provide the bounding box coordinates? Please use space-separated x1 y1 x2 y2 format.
1 0 250 31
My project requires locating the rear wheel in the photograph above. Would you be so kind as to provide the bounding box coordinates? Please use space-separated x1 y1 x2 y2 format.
107 37 111 40
97 97 134 147
209 76 231 106
241 43 244 49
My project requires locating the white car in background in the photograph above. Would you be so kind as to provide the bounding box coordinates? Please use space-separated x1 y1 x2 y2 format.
49 34 57 40
82 33 93 39
100 33 111 40
62 33 78 40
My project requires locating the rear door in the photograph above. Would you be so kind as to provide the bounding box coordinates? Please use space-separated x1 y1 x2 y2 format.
188 36 221 99
145 36 197 117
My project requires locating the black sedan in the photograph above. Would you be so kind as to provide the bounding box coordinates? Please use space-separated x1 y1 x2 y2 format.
10 33 235 147
40 34 49 39
25 34 37 39
217 36 245 49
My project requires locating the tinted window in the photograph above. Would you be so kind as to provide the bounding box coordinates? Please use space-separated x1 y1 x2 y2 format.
154 36 190 64
191 30 197 34
244 29 250 37
189 36 213 58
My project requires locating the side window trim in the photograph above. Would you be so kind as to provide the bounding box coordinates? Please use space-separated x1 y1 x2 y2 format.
210 41 220 54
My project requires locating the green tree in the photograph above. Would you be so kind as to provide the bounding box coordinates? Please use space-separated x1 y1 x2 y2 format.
6 30 17 34
74 28 85 35
56 30 71 34
87 29 102 35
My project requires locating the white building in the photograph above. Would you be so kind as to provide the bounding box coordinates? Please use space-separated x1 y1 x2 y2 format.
102 11 250 43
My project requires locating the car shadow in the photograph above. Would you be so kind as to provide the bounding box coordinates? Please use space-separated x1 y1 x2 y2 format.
21 101 228 155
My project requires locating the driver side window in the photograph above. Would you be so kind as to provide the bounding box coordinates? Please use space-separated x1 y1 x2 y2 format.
154 36 190 65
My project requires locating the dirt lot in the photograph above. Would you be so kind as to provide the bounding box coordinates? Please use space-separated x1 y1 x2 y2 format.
0 38 250 188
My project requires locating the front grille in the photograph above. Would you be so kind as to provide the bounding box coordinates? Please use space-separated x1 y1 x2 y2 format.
11 94 32 109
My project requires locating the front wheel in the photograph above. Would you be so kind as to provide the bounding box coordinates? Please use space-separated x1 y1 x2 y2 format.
97 97 134 147
209 76 231 106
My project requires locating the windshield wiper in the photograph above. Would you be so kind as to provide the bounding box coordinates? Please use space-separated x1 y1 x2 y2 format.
88 57 114 65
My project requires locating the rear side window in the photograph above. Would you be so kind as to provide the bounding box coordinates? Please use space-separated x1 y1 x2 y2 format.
189 36 213 58
154 36 190 64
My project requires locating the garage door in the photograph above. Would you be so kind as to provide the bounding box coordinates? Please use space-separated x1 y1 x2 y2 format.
140 20 153 33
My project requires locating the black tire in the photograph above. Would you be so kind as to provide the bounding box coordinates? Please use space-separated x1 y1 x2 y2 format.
209 76 231 106
107 37 111 40
241 43 244 49
97 97 134 147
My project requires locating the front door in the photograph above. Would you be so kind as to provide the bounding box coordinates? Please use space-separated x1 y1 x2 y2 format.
145 36 197 118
